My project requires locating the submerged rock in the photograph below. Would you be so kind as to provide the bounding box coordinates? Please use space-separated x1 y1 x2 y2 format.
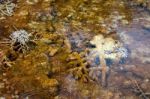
40 78 59 96
26 0 39 5
48 47 59 57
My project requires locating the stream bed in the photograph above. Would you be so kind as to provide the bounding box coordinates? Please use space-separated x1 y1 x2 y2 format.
0 0 150 99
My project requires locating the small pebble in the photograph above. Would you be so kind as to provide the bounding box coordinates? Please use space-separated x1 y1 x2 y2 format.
0 97 5 99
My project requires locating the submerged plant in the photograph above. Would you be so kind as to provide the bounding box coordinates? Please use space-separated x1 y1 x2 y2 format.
0 29 34 54
68 52 90 82
132 80 150 99
89 34 128 63
10 30 31 45
0 0 16 16
87 34 128 86
9 29 32 53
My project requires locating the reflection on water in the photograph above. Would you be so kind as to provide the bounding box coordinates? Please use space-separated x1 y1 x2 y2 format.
117 8 150 64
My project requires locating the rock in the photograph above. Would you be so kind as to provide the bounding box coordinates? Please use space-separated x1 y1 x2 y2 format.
54 96 60 99
113 92 122 99
0 51 4 61
141 83 147 89
41 78 59 96
47 24 56 32
63 38 72 53
66 52 78 61
18 10 29 16
42 78 59 88
48 47 59 57
144 79 149 82
0 83 5 88
37 75 59 96
26 0 39 5
0 97 5 99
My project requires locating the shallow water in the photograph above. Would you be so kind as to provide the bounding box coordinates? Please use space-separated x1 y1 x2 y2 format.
0 0 150 99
